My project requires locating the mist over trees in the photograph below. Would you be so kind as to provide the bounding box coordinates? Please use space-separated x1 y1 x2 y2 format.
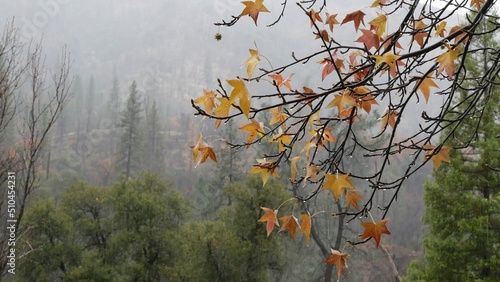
0 1 498 281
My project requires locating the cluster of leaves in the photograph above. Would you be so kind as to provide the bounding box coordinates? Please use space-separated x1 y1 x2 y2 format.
191 0 499 279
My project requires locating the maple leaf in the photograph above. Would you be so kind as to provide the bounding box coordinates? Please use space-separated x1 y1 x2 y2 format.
248 158 279 186
319 57 345 81
193 89 216 115
435 44 459 78
271 127 293 152
325 13 339 31
435 21 447 37
227 79 251 118
449 25 468 44
290 155 301 181
423 144 452 170
304 163 322 185
356 29 380 51
213 97 232 128
310 127 336 147
471 0 485 10
382 33 403 50
416 72 439 103
279 215 300 238
269 106 289 128
339 107 359 124
371 52 401 68
369 13 387 37
351 87 378 114
269 73 294 90
323 173 355 201
360 219 391 247
258 207 279 236
309 9 323 26
325 249 350 281
240 119 265 147
341 10 366 32
379 108 398 130
346 189 363 210
326 92 357 114
315 29 330 42
191 133 217 168
298 86 316 108
300 214 312 245
242 49 260 79
240 0 270 26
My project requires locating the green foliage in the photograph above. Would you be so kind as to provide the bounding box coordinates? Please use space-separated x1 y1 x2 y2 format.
175 175 289 281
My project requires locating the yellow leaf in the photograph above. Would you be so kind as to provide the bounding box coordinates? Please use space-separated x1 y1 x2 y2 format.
240 119 265 147
213 97 232 128
371 52 401 68
269 107 288 128
242 49 260 79
227 79 251 118
271 127 293 152
248 158 279 186
290 155 300 181
240 0 270 26
369 13 387 37
193 89 216 115
423 144 452 170
435 21 447 37
326 92 357 114
323 173 354 201
303 163 322 186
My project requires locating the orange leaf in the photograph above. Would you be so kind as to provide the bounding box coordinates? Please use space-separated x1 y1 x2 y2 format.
416 72 439 103
346 189 363 210
227 79 251 118
297 86 316 108
309 9 323 26
315 29 330 42
323 173 355 201
326 92 357 114
300 214 312 245
361 219 391 247
341 10 366 32
310 127 336 147
240 0 270 26
269 73 294 90
325 249 350 281
240 119 265 147
355 29 380 51
279 215 300 238
435 44 459 78
325 12 339 31
258 207 279 236
423 144 452 170
471 0 485 10
242 49 260 79
193 89 216 115
319 57 345 81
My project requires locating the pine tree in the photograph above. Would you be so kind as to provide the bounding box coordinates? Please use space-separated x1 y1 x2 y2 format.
117 81 143 179
406 14 500 282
